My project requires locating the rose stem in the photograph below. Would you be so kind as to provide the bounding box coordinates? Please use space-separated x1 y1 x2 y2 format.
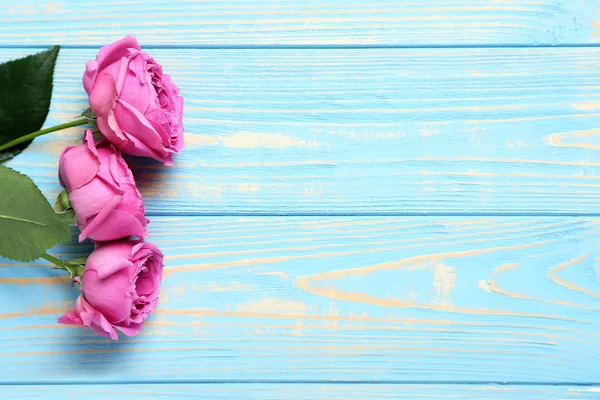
42 253 84 281
0 118 88 152
41 252 66 270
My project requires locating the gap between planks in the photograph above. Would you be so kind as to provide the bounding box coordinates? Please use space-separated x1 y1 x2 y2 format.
4 383 600 400
3 44 600 50
0 380 599 386
139 212 600 217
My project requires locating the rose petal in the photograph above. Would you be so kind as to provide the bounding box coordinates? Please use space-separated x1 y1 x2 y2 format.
79 195 123 242
84 209 147 242
145 108 171 146
115 322 143 337
59 296 118 340
83 130 100 157
57 310 84 327
135 272 157 297
113 99 167 159
83 268 134 325
86 241 137 267
58 132 100 190
83 60 98 94
96 36 141 72
89 73 117 118
102 111 128 146
88 311 119 340
95 258 134 279
117 54 154 113
163 154 173 166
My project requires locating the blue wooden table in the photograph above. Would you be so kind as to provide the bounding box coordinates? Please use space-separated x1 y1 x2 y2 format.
1 1 600 398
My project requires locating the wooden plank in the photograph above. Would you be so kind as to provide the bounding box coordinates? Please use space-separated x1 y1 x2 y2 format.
4 48 600 215
3 384 600 399
0 217 599 383
1 1 599 46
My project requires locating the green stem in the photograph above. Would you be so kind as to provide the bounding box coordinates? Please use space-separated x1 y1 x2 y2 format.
41 253 66 269
42 253 85 282
0 118 88 152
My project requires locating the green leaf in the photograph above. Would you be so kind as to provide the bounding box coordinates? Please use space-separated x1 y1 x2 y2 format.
0 46 59 162
0 166 71 262
55 208 75 225
0 147 25 162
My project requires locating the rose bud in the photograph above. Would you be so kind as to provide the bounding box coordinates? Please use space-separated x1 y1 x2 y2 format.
59 130 148 242
83 36 184 165
58 240 164 340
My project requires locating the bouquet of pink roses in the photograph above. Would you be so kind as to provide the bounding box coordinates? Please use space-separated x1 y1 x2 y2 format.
0 37 184 340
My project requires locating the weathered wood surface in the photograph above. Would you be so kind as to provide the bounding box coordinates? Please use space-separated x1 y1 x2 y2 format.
1 0 599 46
4 384 600 399
2 0 600 395
0 217 599 383
3 48 600 215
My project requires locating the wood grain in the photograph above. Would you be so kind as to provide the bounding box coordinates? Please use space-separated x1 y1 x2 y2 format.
0 217 599 383
4 384 600 399
3 48 600 215
1 1 599 46
3 2 600 394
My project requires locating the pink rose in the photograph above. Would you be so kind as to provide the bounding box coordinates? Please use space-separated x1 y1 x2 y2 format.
59 130 148 242
58 240 164 340
83 36 184 165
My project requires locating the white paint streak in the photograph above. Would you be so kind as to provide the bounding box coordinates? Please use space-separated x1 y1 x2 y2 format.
433 262 456 306
220 132 320 149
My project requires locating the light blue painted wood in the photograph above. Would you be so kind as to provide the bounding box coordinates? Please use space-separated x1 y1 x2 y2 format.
3 384 600 399
0 217 599 383
0 0 599 46
3 48 600 215
2 1 600 395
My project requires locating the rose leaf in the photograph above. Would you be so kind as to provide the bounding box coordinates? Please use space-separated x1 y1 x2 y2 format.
0 166 72 262
0 46 59 162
